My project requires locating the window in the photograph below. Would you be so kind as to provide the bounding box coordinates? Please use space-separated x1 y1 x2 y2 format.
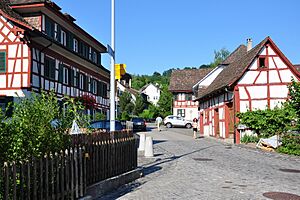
89 47 92 60
103 83 107 97
90 79 97 94
66 32 73 50
54 23 61 42
93 52 97 63
70 69 76 87
258 57 266 68
44 57 55 80
45 16 54 38
177 109 185 117
97 81 103 96
79 74 84 90
73 38 78 52
0 52 6 73
186 94 192 101
63 67 69 84
61 30 66 46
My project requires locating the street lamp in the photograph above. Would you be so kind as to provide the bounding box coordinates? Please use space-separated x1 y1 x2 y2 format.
109 0 115 131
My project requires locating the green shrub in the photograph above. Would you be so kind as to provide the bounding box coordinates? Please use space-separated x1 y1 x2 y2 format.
240 134 259 144
0 91 89 162
277 133 300 156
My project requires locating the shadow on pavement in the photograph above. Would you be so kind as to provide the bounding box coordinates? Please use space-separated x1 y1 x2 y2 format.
153 140 166 145
99 145 219 199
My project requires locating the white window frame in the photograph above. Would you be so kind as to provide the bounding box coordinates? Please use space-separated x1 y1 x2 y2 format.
61 30 66 46
80 74 84 90
93 52 97 63
73 38 78 52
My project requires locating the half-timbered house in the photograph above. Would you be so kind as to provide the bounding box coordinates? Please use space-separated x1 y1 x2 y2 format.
0 0 109 118
169 68 212 121
194 37 300 143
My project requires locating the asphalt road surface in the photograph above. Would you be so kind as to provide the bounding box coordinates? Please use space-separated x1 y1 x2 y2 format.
99 127 300 200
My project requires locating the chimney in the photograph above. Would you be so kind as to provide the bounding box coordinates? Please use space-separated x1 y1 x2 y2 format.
247 38 252 52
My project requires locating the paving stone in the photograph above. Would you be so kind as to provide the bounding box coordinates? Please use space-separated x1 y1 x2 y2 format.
98 128 300 200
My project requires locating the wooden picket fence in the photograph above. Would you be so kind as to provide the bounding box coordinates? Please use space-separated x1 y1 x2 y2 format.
1 131 138 200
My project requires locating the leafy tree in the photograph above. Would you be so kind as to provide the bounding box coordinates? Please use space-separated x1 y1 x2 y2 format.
133 94 145 116
157 86 172 117
210 48 230 68
287 78 300 127
0 91 88 162
119 91 134 118
139 104 159 119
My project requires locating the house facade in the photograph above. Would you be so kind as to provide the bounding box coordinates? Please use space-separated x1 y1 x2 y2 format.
0 0 109 118
140 83 161 106
169 68 212 121
194 37 300 143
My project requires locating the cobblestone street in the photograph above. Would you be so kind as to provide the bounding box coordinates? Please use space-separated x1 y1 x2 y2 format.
100 128 300 200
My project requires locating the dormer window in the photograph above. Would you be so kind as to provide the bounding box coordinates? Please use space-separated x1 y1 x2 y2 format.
258 57 266 68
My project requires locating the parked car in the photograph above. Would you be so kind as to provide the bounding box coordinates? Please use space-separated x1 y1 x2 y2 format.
131 117 147 131
163 115 192 128
90 120 124 131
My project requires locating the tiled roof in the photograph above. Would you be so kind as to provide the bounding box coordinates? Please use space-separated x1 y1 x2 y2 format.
0 0 33 29
294 64 300 72
222 45 247 65
9 0 48 4
198 37 269 99
169 68 212 92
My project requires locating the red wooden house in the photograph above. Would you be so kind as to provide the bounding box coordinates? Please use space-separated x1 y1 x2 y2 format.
0 0 109 118
194 37 300 143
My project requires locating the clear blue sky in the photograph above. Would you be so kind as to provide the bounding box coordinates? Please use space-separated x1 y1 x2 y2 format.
56 0 300 75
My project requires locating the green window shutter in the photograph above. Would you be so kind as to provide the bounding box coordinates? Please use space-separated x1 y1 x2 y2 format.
44 58 50 78
49 59 56 80
58 63 63 83
0 52 6 73
70 69 74 86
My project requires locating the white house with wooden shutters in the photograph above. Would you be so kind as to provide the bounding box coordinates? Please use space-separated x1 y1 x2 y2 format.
140 83 161 106
0 0 110 118
194 37 300 144
169 68 212 121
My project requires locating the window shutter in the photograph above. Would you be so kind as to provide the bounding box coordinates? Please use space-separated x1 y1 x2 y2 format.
58 63 63 83
50 59 56 80
0 52 6 73
44 58 50 78
70 69 74 86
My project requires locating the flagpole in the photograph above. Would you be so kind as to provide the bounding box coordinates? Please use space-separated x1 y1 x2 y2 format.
110 0 115 131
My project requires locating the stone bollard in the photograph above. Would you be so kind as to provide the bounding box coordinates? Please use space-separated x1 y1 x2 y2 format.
144 136 154 157
138 133 146 151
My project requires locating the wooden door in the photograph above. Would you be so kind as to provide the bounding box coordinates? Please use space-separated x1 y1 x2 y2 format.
227 102 235 138
214 108 220 137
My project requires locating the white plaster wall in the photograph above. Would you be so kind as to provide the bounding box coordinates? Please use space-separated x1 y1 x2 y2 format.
269 70 281 83
255 71 267 84
239 87 248 100
238 71 259 84
247 86 267 99
273 57 287 69
252 100 268 110
267 46 276 55
142 84 160 105
240 100 250 113
280 70 296 82
269 85 288 98
270 99 285 109
248 59 258 70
